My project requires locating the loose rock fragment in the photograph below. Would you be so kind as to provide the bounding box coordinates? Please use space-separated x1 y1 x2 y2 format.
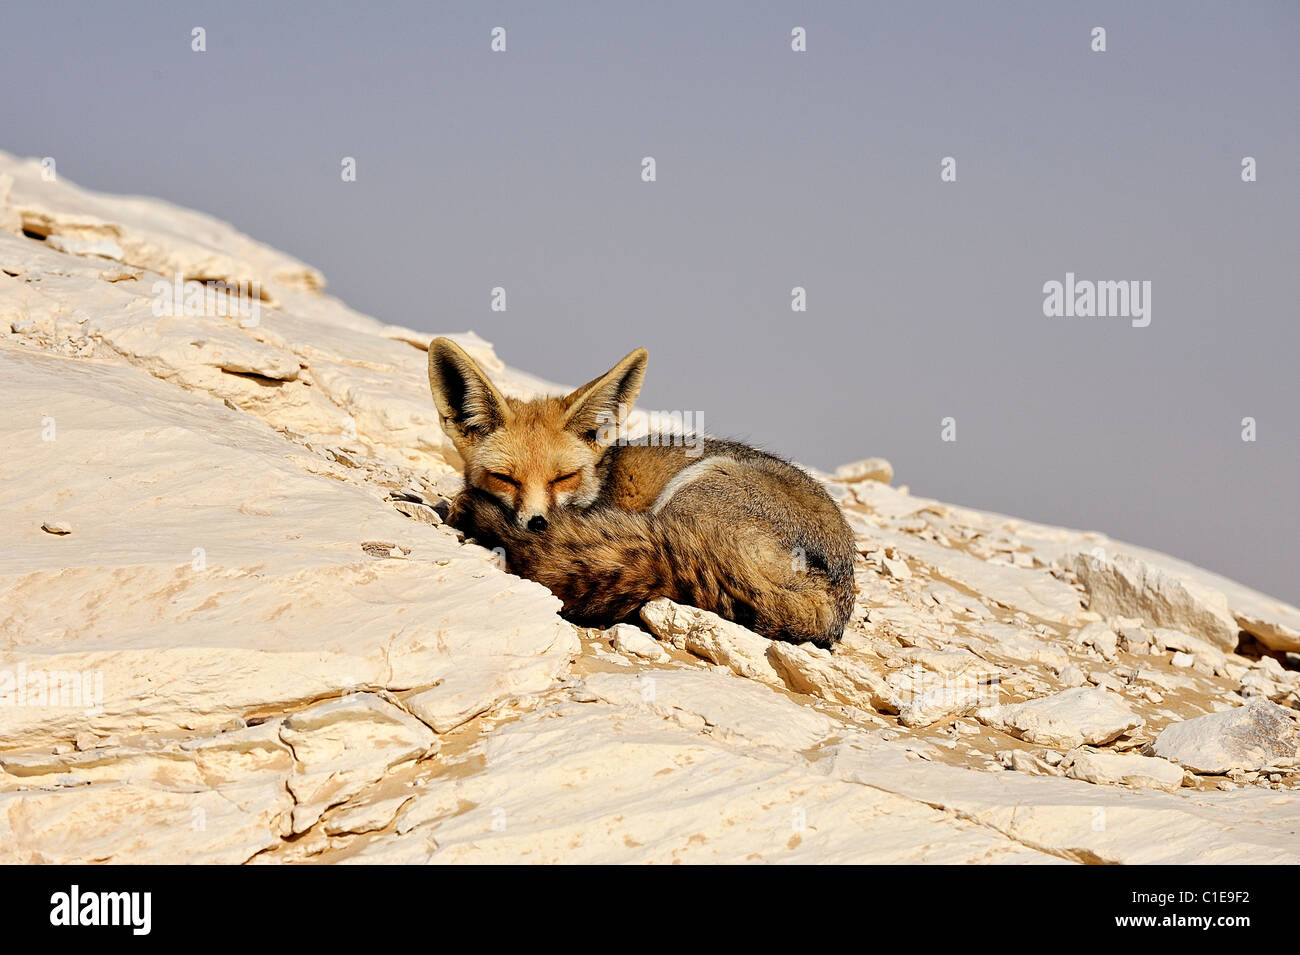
833 457 893 484
975 687 1143 749
1150 699 1300 774
640 599 785 686
767 641 900 713
899 686 984 728
1064 750 1184 792
608 623 670 663
392 499 442 525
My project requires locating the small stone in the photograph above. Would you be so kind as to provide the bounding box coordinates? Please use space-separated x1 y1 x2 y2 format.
1118 626 1150 654
641 599 787 687
1088 670 1125 692
975 687 1143 749
330 448 365 468
1170 652 1195 668
1240 671 1280 701
833 457 893 484
882 557 912 581
996 749 1056 776
608 623 670 663
1064 749 1184 792
392 499 442 525
1153 628 1229 674
41 520 72 535
898 685 983 728
1074 622 1119 661
433 474 464 498
1108 616 1144 631
1057 665 1086 688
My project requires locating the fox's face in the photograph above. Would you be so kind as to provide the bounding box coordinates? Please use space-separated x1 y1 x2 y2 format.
427 338 647 531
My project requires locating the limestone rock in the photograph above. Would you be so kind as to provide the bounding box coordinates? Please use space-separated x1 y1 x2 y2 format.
976 687 1143 749
833 738 1300 864
391 499 442 525
639 598 785 686
1073 621 1119 661
376 702 1060 864
402 624 580 734
1151 628 1229 675
0 346 578 747
884 530 1083 624
766 641 900 713
834 457 893 484
279 693 437 834
323 793 415 836
1064 750 1184 792
607 623 670 663
899 686 985 728
1151 700 1300 774
582 670 836 751
1069 551 1240 651
996 749 1059 776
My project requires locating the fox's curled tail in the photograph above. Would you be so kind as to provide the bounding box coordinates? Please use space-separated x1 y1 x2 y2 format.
453 489 854 647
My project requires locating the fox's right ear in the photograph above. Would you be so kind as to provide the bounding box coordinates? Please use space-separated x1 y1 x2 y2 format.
427 337 513 442
562 347 648 442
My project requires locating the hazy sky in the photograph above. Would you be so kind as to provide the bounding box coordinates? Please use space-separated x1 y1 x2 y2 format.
3 2 1297 602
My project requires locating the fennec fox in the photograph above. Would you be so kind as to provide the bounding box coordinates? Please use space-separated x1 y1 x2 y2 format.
427 338 856 647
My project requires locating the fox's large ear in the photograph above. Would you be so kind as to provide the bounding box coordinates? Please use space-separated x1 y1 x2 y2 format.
562 348 648 441
427 337 513 441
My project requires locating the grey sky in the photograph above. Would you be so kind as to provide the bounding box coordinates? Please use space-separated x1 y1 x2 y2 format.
3 1 1297 602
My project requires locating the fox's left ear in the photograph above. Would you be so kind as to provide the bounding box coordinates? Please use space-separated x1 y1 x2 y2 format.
562 348 648 441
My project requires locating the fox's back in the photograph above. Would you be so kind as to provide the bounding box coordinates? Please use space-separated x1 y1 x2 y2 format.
598 438 839 519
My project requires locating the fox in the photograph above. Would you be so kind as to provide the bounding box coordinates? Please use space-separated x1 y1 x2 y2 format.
426 337 857 647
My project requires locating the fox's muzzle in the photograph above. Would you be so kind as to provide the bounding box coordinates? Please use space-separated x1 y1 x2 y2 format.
515 507 549 532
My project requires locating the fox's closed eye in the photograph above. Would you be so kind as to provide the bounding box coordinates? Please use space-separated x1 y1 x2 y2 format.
488 471 520 486
551 471 580 487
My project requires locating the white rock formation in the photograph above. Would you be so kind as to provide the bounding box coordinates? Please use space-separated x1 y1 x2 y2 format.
2 151 1299 864
1151 700 1300 774
975 688 1144 749
1063 749 1185 792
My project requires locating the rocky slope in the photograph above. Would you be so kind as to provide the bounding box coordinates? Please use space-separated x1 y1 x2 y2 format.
2 151 1298 864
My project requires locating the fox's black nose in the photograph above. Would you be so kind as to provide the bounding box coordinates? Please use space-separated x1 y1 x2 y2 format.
527 515 548 532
